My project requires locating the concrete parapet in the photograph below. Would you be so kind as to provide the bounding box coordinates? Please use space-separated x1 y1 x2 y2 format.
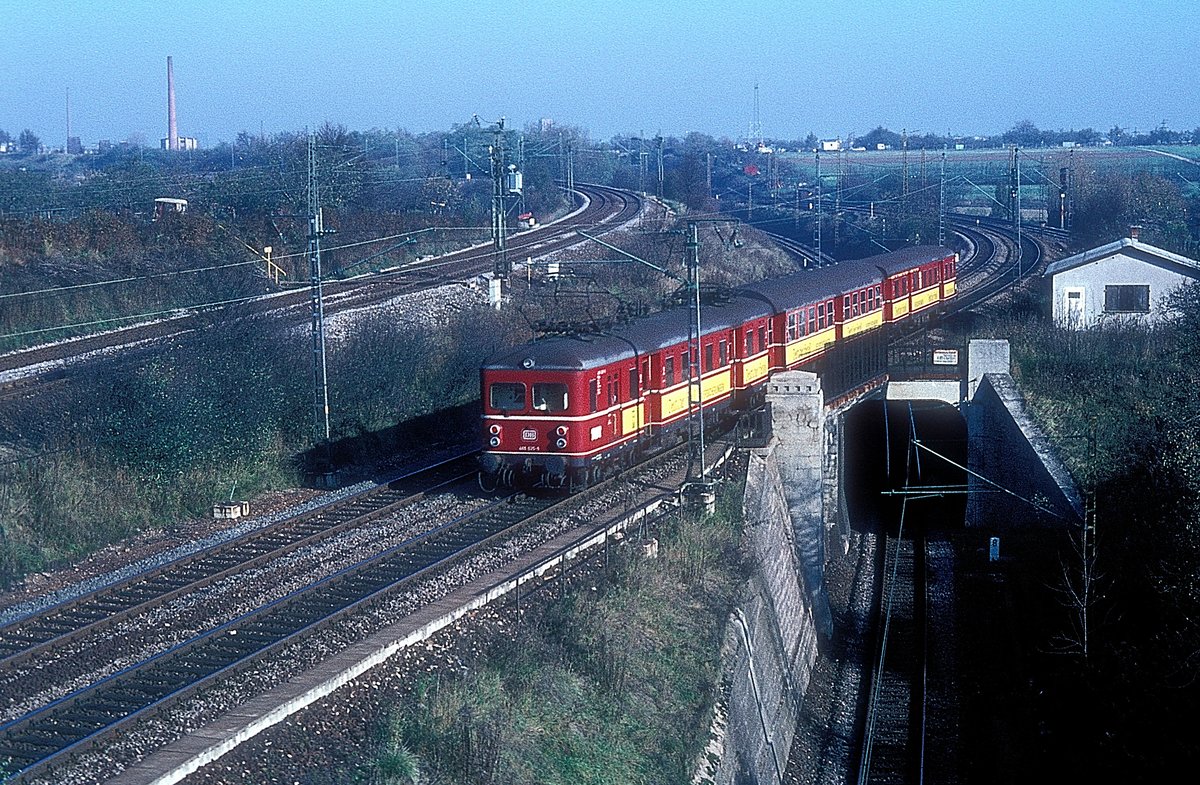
967 339 1011 400
887 379 961 404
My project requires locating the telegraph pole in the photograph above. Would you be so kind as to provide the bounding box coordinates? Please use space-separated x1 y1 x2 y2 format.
307 132 332 452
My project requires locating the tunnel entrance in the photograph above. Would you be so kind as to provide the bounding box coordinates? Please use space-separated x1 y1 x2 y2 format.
843 398 968 535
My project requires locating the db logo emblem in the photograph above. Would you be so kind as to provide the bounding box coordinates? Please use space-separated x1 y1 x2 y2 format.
522 429 537 441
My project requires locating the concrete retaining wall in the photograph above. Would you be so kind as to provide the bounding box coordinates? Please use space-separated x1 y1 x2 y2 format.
696 445 821 785
966 372 1084 528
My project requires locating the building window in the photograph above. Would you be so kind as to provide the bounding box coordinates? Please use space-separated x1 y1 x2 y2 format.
1104 284 1150 313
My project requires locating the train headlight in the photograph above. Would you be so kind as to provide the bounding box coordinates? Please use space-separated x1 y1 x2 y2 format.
489 424 502 435
555 425 569 436
554 437 567 449
489 436 501 447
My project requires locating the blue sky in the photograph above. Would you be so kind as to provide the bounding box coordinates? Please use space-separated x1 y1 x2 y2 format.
3 0 1198 147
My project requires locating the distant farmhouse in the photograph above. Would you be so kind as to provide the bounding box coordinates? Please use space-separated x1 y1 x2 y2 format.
1043 227 1200 327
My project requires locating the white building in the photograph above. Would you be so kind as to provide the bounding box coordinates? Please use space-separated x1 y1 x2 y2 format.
1043 228 1200 328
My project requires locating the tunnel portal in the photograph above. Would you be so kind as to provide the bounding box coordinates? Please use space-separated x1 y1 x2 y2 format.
842 398 968 536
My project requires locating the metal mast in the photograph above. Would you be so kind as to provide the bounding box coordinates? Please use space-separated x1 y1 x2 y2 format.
656 135 664 200
833 147 843 250
490 118 511 279
750 82 763 148
639 131 647 196
814 149 822 262
938 148 947 246
307 131 331 446
686 223 707 483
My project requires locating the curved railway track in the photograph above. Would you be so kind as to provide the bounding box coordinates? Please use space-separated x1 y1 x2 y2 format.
0 183 642 395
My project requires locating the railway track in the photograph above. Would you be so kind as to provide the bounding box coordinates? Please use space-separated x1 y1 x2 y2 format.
856 531 927 785
0 439 694 784
0 183 642 396
0 454 476 673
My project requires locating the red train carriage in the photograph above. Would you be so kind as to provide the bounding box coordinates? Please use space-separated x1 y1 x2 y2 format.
480 298 770 490
479 245 957 490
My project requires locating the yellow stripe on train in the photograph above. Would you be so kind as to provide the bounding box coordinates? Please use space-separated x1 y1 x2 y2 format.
785 328 835 365
744 355 770 383
912 287 940 310
842 310 883 338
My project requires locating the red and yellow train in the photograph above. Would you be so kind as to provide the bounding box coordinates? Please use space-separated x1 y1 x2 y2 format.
479 245 957 490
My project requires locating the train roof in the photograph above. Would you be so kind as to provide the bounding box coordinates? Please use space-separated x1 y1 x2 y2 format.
871 245 956 274
484 246 955 372
483 296 771 372
483 333 635 372
738 246 954 311
739 258 878 310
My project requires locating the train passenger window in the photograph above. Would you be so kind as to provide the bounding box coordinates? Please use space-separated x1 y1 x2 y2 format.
844 295 851 316
876 285 883 302
589 380 598 412
664 356 675 386
609 378 619 406
629 367 639 399
758 325 767 350
490 382 526 412
745 332 754 357
807 307 816 334
787 312 799 341
719 340 728 366
532 383 569 412
704 344 714 372
816 302 825 329
682 350 690 377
